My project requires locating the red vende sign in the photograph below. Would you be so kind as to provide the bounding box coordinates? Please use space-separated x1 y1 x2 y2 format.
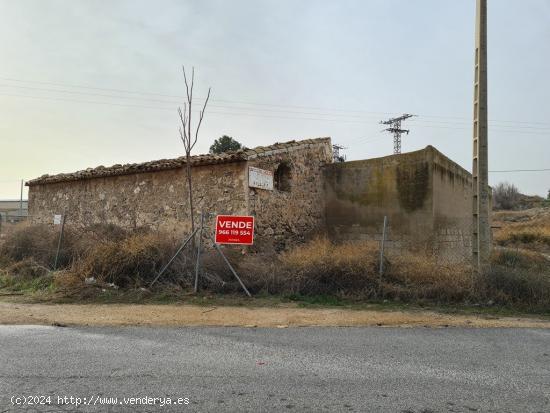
215 215 255 245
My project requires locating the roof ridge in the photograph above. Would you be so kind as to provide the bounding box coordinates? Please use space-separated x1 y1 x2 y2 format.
27 137 332 186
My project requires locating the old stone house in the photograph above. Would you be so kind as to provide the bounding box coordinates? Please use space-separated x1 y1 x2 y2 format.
27 138 333 251
27 137 474 256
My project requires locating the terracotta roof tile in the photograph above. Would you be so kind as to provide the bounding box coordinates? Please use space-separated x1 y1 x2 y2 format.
27 137 331 186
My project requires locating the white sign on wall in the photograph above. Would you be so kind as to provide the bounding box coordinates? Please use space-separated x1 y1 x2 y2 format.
248 166 274 191
53 214 62 225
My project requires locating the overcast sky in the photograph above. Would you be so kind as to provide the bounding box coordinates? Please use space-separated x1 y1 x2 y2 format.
1 0 549 199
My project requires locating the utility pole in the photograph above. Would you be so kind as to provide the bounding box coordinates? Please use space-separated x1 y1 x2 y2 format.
19 179 23 219
380 114 415 154
332 144 347 163
472 0 490 275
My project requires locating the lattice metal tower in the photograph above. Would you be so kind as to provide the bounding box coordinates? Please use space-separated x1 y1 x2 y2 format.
380 114 414 154
332 144 347 163
472 0 491 274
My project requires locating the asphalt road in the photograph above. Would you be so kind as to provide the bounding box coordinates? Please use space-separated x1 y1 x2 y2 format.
0 326 549 412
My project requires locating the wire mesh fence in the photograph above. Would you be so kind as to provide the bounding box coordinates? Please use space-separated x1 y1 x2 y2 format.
2 213 475 271
0 210 480 301
332 217 473 266
0 213 253 294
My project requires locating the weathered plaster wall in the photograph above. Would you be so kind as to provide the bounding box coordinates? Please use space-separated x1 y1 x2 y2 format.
324 148 435 248
431 149 473 258
324 146 473 259
247 139 333 251
28 162 248 235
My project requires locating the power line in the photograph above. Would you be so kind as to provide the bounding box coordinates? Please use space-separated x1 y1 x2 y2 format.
0 84 387 119
409 117 550 131
0 76 397 116
340 136 388 145
2 76 550 128
3 91 549 137
489 168 550 173
0 92 401 124
0 93 421 124
411 123 550 136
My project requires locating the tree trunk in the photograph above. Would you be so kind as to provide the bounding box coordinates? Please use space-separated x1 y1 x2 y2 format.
185 153 195 233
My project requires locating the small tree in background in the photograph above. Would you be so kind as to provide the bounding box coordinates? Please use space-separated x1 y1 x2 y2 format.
493 182 521 210
209 135 245 154
178 66 211 232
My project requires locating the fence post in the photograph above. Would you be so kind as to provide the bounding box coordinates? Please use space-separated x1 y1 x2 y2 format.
150 227 199 287
53 212 67 271
211 237 252 297
194 212 204 293
379 216 388 277
19 179 23 219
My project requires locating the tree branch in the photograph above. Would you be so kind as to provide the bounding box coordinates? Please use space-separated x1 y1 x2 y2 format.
182 65 191 104
193 87 211 149
190 67 195 105
178 105 190 152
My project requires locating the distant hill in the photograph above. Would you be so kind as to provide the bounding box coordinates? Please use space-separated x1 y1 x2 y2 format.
493 207 550 255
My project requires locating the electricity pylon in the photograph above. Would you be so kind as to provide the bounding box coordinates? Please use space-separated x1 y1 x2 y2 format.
380 114 415 154
332 144 347 162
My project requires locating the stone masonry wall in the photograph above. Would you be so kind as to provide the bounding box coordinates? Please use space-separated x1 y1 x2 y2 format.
247 139 333 251
27 138 333 253
28 162 248 235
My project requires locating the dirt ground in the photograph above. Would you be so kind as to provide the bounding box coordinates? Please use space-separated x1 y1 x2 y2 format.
0 301 549 328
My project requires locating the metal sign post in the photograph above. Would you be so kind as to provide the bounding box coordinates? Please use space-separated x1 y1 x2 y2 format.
150 228 199 287
211 238 251 297
53 212 67 270
152 212 252 297
194 212 204 293
379 216 388 276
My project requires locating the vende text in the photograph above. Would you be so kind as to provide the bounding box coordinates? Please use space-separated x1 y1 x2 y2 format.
215 215 255 245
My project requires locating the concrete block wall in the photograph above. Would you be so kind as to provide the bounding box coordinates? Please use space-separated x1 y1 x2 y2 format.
323 146 473 261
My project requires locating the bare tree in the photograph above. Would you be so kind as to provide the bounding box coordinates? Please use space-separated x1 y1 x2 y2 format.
493 182 520 210
178 66 211 232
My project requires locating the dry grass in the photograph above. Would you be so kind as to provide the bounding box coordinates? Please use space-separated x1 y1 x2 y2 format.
238 237 473 303
279 237 379 295
481 249 550 308
493 208 550 252
68 232 181 288
385 253 472 301
238 237 550 309
1 224 550 310
2 258 51 280
495 226 550 248
0 223 74 268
